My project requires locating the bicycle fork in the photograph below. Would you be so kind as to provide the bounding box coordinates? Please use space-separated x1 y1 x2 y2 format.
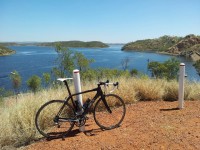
101 95 112 114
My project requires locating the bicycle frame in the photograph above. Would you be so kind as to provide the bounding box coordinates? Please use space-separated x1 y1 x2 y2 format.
63 80 111 114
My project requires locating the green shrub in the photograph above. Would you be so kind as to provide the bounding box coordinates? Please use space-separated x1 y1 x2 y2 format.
27 75 41 93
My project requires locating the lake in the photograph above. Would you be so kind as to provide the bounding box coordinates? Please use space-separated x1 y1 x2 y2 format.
0 44 199 91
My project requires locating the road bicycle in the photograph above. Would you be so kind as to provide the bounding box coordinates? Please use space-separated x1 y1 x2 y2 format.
35 78 126 139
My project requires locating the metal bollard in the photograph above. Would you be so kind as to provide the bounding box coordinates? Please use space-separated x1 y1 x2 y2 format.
73 69 85 132
178 63 185 109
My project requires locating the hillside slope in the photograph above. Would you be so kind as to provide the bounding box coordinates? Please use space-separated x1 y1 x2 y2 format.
122 34 200 60
0 45 15 56
122 35 182 51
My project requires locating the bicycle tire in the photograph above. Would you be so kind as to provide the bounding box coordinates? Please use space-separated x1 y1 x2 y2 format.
93 94 126 130
35 100 75 139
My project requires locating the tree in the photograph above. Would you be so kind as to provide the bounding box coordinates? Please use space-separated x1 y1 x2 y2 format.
121 57 130 71
42 72 51 87
73 52 94 71
53 43 95 79
193 60 200 75
164 57 180 79
148 57 180 80
130 69 138 77
53 43 74 78
10 70 22 94
27 75 41 93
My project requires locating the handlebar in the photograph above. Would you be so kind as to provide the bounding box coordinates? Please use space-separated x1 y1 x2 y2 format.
98 80 109 86
98 80 119 93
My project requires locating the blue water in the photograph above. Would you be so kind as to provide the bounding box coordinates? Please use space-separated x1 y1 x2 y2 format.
0 45 199 91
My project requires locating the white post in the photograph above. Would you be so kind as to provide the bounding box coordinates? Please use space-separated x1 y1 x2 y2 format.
178 63 185 109
73 69 85 132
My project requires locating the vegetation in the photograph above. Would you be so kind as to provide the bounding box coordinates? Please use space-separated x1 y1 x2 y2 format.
130 69 138 77
74 52 95 71
52 43 95 78
148 57 180 80
80 68 130 81
42 72 51 87
52 43 75 77
39 41 109 48
27 75 42 93
193 60 200 75
10 71 22 94
188 44 200 53
0 42 19 46
0 45 15 56
122 35 182 51
122 34 200 59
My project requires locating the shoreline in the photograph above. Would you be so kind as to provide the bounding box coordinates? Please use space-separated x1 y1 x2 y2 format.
122 49 200 61
0 51 16 56
122 49 180 56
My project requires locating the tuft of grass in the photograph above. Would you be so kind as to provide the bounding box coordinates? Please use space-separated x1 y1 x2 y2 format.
163 80 179 101
185 81 200 100
133 78 165 101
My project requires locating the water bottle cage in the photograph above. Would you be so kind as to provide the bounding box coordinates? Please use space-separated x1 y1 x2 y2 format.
83 99 91 110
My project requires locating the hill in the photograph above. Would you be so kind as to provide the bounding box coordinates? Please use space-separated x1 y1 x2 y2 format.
166 34 200 55
38 41 109 48
0 45 15 56
122 34 200 60
122 35 182 51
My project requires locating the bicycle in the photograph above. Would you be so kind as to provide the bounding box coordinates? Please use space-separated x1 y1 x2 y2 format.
35 79 126 139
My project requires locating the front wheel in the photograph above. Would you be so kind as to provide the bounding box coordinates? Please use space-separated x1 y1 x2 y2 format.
35 100 75 139
93 94 126 130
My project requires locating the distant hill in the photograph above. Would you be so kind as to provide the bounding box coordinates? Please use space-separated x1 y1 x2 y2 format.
122 35 182 51
38 41 109 48
122 34 200 60
0 45 15 56
0 42 20 46
0 41 109 48
166 34 200 54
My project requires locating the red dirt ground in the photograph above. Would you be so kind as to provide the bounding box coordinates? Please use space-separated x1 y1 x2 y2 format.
26 101 200 150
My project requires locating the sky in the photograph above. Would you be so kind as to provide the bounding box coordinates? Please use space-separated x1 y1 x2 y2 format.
0 0 200 43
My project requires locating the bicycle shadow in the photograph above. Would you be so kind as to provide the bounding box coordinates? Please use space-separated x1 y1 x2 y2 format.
83 128 103 136
45 126 103 141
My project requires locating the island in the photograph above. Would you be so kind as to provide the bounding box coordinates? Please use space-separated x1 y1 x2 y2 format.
38 41 109 48
0 45 15 56
0 41 109 48
122 34 200 61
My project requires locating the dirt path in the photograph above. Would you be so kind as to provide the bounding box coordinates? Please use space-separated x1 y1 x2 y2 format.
26 101 200 150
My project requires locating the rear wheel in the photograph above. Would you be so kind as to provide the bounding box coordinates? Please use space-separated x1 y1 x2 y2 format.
35 100 75 139
93 94 126 130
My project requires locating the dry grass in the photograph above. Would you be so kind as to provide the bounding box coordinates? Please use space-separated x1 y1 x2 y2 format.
185 81 200 100
0 78 199 148
133 78 166 101
0 87 67 147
